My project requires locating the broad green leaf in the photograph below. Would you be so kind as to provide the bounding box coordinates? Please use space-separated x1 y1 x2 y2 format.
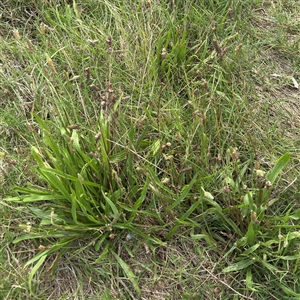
276 253 300 261
133 180 149 210
112 252 141 296
31 146 47 169
13 231 80 244
13 187 52 195
28 254 47 293
28 206 61 224
261 239 279 247
281 284 300 297
25 250 49 268
166 174 198 212
202 197 222 210
222 258 255 273
93 243 109 263
40 169 72 201
261 153 290 207
40 168 77 181
260 259 280 273
191 232 217 249
109 150 127 163
71 129 81 151
266 153 290 184
113 223 166 246
102 190 119 218
94 234 109 253
203 207 242 236
70 190 79 224
150 139 161 157
165 196 202 240
245 221 256 246
245 269 258 291
286 231 300 241
146 165 175 199
5 193 66 203
13 233 45 243
24 239 75 268
3 196 23 203
33 113 49 131
242 243 260 255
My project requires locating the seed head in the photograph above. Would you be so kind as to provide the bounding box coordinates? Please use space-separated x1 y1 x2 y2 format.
231 148 240 160
196 68 202 79
106 36 112 52
255 169 266 177
202 78 208 90
213 22 218 33
265 181 272 189
13 29 21 40
85 67 91 81
223 184 231 193
161 48 167 60
161 177 170 184
46 54 57 74
27 39 34 53
213 39 222 55
40 23 46 35
235 44 243 52
95 132 102 141
87 39 99 46
68 124 80 130
89 152 99 158
227 8 233 18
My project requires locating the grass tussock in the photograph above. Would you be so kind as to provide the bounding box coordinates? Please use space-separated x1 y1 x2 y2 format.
1 0 300 299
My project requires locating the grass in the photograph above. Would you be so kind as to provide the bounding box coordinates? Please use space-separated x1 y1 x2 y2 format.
1 0 300 299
